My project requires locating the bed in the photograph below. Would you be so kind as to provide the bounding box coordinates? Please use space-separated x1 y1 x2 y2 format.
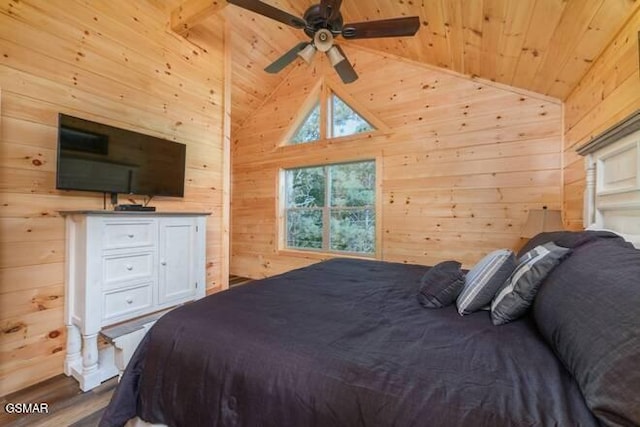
99 232 640 427
100 114 640 427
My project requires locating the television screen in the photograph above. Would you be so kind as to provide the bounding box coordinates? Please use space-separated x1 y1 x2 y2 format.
56 114 186 197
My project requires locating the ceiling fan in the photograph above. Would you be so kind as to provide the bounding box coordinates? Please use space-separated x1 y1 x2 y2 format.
227 0 421 84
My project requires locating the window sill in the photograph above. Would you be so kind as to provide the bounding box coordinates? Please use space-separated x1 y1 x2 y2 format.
277 130 392 151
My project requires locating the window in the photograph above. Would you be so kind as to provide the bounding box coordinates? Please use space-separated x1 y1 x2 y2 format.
291 102 321 144
287 87 376 145
329 94 374 138
284 161 376 255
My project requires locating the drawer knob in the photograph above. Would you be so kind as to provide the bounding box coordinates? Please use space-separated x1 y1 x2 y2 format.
126 265 133 271
126 297 133 304
127 234 134 238
160 261 167 266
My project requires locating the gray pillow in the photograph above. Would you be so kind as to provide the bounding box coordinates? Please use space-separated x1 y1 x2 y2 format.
517 230 628 258
491 242 571 326
533 240 640 425
417 261 465 308
457 249 516 315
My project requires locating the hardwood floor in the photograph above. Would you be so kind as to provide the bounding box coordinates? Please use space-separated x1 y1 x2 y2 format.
0 374 117 427
229 275 253 287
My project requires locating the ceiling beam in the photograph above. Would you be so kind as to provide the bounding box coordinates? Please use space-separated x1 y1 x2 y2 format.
171 0 228 36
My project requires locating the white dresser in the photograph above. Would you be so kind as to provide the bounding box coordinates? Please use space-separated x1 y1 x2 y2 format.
60 211 209 391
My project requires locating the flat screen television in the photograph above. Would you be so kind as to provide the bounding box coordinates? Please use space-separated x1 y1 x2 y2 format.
56 114 186 198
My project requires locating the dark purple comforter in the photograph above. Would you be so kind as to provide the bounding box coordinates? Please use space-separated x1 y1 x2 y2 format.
100 258 597 427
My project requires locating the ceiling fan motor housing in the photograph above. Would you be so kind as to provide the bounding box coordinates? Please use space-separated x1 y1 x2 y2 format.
303 4 344 38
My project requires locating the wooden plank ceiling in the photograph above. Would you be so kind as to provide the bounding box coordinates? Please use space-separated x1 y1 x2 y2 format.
158 0 639 130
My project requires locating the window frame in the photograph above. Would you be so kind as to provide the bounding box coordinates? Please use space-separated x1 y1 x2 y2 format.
279 159 379 258
280 80 388 147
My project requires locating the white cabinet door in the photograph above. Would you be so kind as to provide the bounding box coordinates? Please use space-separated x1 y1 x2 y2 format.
158 217 197 305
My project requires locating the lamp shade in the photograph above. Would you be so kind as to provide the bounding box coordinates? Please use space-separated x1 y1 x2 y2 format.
521 207 564 238
297 44 317 64
326 46 345 66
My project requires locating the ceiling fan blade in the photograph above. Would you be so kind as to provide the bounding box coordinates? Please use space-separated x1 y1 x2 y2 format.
342 16 421 39
227 0 306 29
320 0 342 21
264 42 310 74
330 45 358 84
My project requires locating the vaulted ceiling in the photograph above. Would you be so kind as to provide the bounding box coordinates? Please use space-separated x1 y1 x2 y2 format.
154 0 640 131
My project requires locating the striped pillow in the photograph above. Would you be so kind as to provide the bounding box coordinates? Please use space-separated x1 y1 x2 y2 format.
491 242 571 325
456 249 516 315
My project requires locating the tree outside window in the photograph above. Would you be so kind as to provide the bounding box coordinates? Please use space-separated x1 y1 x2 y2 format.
291 103 321 144
330 94 374 138
285 161 376 254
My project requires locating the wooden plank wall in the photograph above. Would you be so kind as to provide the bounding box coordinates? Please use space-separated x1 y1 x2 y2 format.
231 48 563 279
0 0 226 395
563 7 640 229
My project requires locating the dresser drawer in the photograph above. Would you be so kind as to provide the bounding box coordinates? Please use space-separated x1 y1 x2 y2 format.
103 252 154 288
103 284 153 324
103 221 155 250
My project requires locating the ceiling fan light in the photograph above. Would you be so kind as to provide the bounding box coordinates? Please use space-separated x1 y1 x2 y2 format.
314 29 334 52
297 44 317 64
326 46 345 66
